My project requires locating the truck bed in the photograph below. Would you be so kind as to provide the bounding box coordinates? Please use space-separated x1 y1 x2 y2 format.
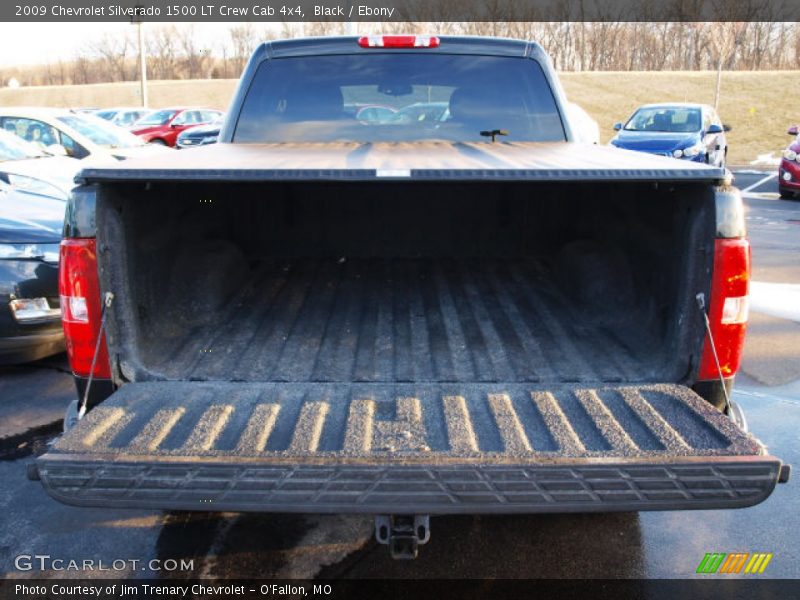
96 177 712 386
156 257 663 384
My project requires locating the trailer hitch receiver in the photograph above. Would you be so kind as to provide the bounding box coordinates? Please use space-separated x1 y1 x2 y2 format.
375 515 430 559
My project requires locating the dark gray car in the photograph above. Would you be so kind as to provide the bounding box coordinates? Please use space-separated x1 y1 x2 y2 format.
176 118 223 149
0 181 64 364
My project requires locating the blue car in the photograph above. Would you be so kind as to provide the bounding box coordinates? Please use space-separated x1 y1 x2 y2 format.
610 103 730 168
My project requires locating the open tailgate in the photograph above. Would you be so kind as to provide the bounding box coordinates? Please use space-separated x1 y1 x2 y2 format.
35 382 784 513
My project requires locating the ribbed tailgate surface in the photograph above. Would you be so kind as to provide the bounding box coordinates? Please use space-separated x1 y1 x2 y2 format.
49 382 762 459
38 382 783 513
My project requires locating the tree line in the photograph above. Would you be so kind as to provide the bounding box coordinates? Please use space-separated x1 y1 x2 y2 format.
2 21 799 88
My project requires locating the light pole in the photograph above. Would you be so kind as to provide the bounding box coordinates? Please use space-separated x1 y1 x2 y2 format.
131 5 148 108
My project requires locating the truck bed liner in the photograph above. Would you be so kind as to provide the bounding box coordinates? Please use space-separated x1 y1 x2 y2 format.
147 258 669 384
37 381 782 514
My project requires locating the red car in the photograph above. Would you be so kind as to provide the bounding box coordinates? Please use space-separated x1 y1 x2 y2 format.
130 107 223 147
779 124 800 199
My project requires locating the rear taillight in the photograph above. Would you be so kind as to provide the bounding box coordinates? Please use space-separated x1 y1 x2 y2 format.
60 238 111 379
358 35 440 48
697 238 751 380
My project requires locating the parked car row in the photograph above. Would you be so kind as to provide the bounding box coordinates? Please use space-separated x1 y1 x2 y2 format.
609 103 797 202
127 107 223 146
0 108 172 161
0 105 224 155
94 107 150 128
0 107 176 220
92 105 224 147
0 101 222 365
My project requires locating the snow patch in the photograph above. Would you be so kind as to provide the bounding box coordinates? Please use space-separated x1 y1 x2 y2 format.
750 281 800 323
749 153 781 167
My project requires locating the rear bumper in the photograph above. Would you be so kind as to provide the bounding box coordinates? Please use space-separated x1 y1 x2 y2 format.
36 454 783 514
0 329 64 365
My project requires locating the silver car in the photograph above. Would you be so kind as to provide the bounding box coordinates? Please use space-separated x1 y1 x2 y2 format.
0 130 81 199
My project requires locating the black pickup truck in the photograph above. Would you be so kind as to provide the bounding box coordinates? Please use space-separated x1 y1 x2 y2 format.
34 35 789 559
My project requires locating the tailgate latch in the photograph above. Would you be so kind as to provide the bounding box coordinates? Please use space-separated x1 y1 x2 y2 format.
375 515 430 559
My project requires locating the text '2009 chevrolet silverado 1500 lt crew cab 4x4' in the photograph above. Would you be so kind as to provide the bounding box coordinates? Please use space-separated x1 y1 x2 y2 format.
33 35 789 559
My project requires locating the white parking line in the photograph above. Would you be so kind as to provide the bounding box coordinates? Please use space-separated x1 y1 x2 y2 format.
741 192 780 200
741 173 777 193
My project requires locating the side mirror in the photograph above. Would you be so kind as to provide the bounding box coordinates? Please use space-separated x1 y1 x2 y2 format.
788 125 799 136
45 144 68 156
613 122 622 131
170 122 180 128
706 124 723 134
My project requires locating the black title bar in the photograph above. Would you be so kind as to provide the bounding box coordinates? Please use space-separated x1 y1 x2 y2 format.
3 579 800 600
4 0 800 22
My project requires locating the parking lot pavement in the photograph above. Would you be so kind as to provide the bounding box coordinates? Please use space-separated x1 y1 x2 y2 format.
734 170 779 198
736 170 800 386
742 311 800 387
744 193 800 284
0 354 73 440
0 173 798 580
733 169 780 199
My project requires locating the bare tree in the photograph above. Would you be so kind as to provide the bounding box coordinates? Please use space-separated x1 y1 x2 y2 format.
704 22 747 108
229 24 260 76
72 50 93 85
91 32 133 82
177 25 212 79
796 24 800 66
147 26 179 80
7 20 800 89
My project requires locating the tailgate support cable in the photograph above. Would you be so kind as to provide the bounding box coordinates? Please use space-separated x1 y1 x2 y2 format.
695 293 731 414
78 291 115 420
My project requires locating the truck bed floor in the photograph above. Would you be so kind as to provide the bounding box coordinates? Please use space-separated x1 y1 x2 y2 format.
154 258 662 384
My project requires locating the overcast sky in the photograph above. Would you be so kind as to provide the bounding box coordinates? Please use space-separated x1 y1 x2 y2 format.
0 22 281 68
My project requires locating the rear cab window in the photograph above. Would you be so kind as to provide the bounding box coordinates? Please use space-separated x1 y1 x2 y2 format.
233 53 565 143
